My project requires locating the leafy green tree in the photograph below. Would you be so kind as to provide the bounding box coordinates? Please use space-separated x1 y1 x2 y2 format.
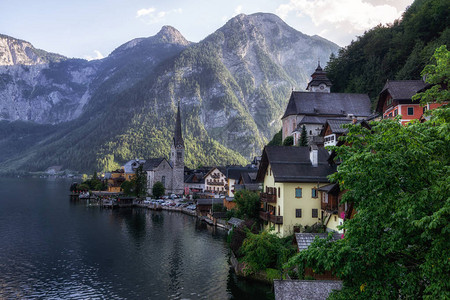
240 230 296 275
152 181 165 199
282 136 293 146
412 45 450 105
121 180 134 196
234 189 260 221
268 129 282 146
298 125 308 146
286 108 450 299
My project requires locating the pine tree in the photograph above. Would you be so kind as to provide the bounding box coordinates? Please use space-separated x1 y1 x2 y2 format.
299 125 308 146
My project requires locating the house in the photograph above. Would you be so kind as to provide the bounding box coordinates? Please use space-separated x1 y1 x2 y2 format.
122 159 146 181
196 198 224 216
107 169 126 192
376 79 446 125
204 167 227 194
321 119 354 148
184 169 207 195
282 64 371 145
256 145 337 236
226 166 258 197
234 171 261 193
143 102 185 196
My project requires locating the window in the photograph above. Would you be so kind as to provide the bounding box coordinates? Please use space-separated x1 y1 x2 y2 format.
278 187 280 198
296 209 302 218
407 107 414 115
394 109 398 116
312 188 317 198
295 188 302 198
161 176 166 187
312 209 318 218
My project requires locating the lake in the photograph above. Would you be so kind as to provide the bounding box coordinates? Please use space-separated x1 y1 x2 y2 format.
0 177 273 299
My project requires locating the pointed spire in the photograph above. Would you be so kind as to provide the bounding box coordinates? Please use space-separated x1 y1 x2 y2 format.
173 101 184 147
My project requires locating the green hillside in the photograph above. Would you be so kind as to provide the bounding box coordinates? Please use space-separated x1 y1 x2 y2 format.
325 0 449 104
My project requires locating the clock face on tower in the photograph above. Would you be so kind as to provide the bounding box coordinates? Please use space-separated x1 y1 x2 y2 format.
320 85 325 90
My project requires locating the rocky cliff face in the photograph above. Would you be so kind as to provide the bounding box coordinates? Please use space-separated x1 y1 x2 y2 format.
0 13 339 173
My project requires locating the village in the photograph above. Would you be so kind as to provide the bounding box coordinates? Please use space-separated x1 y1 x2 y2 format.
66 53 448 299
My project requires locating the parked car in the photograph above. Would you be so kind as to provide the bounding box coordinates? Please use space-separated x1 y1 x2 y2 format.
186 205 196 210
143 199 151 204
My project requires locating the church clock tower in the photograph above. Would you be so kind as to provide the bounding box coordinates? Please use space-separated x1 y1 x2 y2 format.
306 61 332 93
170 101 185 195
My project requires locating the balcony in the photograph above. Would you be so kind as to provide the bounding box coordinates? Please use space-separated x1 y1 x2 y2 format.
259 211 283 224
260 192 277 203
321 202 338 212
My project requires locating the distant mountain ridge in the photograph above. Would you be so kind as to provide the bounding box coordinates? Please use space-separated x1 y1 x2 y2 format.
0 13 339 174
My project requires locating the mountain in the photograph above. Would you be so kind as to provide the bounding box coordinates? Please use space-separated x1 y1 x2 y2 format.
0 13 339 174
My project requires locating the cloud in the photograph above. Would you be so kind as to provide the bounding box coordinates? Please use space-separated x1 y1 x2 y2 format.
84 50 104 61
136 7 182 24
234 5 243 16
276 0 401 31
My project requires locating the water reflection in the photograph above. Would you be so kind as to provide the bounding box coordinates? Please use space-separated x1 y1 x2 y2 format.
0 178 273 299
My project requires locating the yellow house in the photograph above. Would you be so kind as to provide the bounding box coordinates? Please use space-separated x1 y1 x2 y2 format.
256 145 337 237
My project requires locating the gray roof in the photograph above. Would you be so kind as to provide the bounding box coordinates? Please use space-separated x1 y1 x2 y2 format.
296 233 341 252
228 217 244 227
143 158 167 171
326 119 353 134
318 183 339 194
274 280 343 300
380 80 427 100
227 166 257 180
282 91 371 119
376 79 428 113
256 146 337 183
196 198 223 205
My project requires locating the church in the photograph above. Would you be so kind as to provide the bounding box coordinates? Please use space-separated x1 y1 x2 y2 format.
144 102 185 196
281 63 372 145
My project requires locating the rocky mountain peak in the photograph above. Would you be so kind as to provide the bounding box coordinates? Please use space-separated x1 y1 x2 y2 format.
155 25 190 46
0 34 65 66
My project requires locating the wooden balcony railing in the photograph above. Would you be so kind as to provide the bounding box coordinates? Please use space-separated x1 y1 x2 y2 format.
321 201 338 212
259 211 283 224
260 192 277 203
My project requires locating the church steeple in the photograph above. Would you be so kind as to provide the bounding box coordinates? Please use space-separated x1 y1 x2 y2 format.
173 101 184 148
170 101 185 195
306 61 332 93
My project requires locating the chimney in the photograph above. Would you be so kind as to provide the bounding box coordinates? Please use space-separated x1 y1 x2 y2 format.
310 144 318 167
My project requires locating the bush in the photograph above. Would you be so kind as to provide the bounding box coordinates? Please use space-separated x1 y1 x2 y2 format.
152 181 165 198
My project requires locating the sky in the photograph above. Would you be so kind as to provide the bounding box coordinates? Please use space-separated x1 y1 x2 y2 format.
0 0 414 60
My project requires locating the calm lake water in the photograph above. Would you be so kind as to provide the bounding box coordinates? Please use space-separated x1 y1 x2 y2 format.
0 177 273 299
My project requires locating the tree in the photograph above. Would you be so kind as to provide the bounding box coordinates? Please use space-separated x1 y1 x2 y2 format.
133 165 147 198
298 125 308 146
152 181 165 199
268 129 282 146
282 136 293 146
286 109 450 298
412 45 449 105
121 180 134 196
234 189 261 221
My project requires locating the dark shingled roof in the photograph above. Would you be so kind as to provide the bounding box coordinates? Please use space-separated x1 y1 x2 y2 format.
376 79 428 113
274 280 343 300
318 183 339 194
326 119 353 134
227 167 257 180
380 80 427 100
196 198 223 205
143 158 167 171
256 146 336 183
282 92 371 119
296 233 341 252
